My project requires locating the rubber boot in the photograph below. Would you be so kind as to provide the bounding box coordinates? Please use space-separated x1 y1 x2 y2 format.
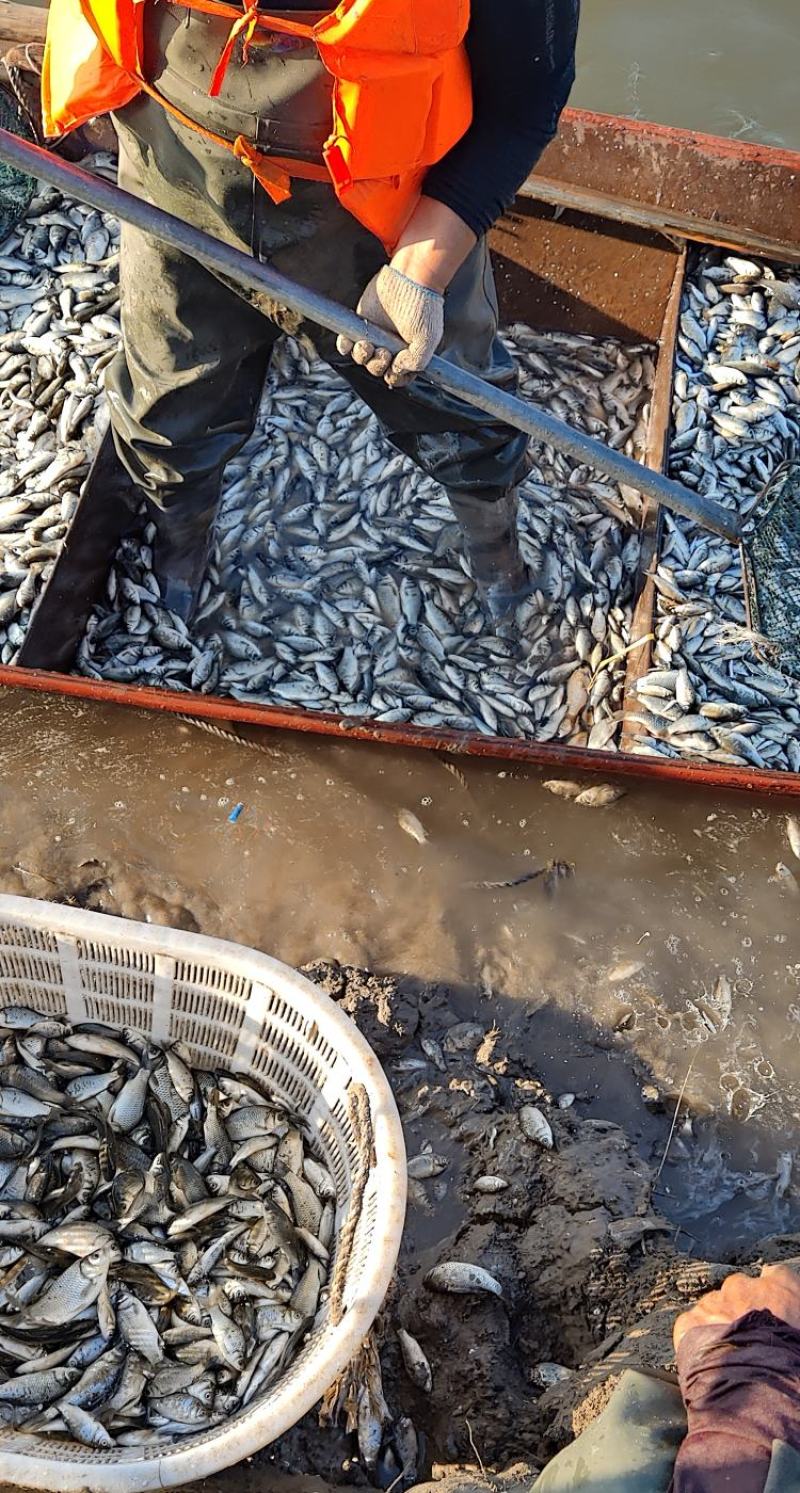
447 487 531 622
17 429 142 672
149 482 220 625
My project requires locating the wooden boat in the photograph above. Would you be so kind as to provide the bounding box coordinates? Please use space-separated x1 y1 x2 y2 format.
0 2 47 52
2 10 799 794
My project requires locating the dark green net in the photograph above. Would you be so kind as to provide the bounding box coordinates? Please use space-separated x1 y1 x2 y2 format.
746 459 800 676
0 86 35 243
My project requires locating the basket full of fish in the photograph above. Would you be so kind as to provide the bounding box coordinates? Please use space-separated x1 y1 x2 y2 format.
0 894 405 1492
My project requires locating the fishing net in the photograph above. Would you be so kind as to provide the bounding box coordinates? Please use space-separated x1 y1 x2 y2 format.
745 458 800 676
0 84 35 242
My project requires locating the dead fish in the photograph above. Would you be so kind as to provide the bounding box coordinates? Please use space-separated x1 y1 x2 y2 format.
407 1154 448 1180
59 1401 115 1448
534 1362 574 1388
420 1037 446 1072
473 1176 509 1194
166 1197 231 1236
787 815 800 862
0 1006 60 1031
302 1157 336 1201
0 1366 79 1404
0 977 334 1445
398 809 428 845
519 1105 554 1149
37 1221 114 1257
255 1303 304 1336
397 1328 432 1392
22 1245 116 1326
607 960 645 983
208 1295 246 1371
608 1216 672 1247
0 1089 52 1120
574 784 627 808
424 1262 503 1297
107 1064 151 1132
117 1288 163 1366
541 780 583 800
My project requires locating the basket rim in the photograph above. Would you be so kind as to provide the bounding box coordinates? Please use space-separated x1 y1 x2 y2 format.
0 894 407 1491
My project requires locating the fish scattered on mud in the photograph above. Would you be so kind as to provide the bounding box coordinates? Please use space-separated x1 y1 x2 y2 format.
424 1262 503 1297
518 1105 554 1150
396 1328 432 1393
472 1176 509 1194
0 1004 333 1447
627 252 800 773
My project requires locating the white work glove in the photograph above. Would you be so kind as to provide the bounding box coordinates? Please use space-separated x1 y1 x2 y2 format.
336 266 444 388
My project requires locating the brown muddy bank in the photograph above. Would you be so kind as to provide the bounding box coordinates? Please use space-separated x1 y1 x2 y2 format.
0 688 798 1485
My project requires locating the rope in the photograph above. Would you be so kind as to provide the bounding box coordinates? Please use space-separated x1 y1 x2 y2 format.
0 49 41 145
329 1081 373 1327
178 714 283 755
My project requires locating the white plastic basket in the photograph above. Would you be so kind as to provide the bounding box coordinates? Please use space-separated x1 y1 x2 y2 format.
0 894 406 1492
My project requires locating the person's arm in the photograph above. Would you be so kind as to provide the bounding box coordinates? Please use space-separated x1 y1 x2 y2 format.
672 1265 800 1492
337 0 580 386
425 0 580 239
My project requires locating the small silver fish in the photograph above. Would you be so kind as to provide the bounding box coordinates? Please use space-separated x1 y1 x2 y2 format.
424 1262 503 1297
519 1105 554 1149
397 809 428 845
397 1328 432 1392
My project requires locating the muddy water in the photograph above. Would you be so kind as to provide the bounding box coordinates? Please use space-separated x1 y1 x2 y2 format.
2 687 798 1251
575 0 799 150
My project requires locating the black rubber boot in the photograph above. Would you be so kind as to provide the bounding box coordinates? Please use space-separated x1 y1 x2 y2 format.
149 483 220 625
17 429 142 671
447 487 531 622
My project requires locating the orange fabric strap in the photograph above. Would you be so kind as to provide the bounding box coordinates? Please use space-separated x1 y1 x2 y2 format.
163 0 318 40
137 75 328 204
163 0 320 108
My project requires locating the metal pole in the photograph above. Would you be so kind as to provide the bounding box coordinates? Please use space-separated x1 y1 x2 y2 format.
0 127 742 542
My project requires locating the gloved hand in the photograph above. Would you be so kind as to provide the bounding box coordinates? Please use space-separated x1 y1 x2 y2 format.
336 265 444 388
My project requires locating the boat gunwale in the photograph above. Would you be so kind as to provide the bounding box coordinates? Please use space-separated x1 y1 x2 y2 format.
4 661 799 798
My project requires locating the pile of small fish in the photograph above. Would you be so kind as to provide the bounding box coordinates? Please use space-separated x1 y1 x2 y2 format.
79 327 654 749
0 164 119 659
628 251 800 772
0 1004 333 1448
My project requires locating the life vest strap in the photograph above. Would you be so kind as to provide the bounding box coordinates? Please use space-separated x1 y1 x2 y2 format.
164 0 318 39
163 0 319 98
138 73 329 207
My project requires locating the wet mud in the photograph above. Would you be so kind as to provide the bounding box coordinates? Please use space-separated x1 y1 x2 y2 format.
0 689 797 1487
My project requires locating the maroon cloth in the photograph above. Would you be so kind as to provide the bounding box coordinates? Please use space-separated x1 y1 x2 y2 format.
672 1309 800 1492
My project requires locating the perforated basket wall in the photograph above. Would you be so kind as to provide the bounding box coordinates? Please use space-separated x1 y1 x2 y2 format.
0 895 406 1492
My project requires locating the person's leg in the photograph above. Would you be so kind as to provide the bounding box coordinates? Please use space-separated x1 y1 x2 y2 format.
104 94 280 617
293 228 531 619
532 1371 685 1492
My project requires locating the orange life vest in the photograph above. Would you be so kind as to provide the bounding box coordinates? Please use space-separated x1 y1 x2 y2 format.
42 0 473 249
